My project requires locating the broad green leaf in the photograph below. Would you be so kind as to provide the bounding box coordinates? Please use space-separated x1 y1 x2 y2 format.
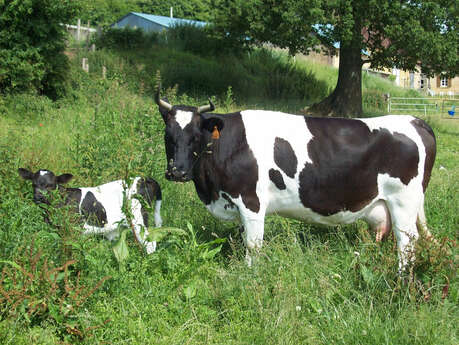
146 226 188 242
183 284 197 300
361 265 375 285
113 229 129 267
200 244 223 260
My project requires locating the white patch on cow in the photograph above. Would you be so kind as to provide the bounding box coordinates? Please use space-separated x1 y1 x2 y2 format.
79 177 158 254
39 170 50 176
359 115 415 134
206 192 240 221
154 200 163 227
175 110 193 129
239 110 314 220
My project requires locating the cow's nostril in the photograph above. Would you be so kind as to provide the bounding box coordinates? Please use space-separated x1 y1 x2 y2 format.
172 170 184 178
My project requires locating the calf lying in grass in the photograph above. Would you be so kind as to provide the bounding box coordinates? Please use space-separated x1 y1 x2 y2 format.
18 168 162 254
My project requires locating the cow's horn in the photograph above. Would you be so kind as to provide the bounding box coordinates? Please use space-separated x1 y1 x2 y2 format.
197 98 215 114
155 84 173 111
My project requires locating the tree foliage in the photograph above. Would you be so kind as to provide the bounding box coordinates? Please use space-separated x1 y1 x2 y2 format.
213 0 458 116
0 0 79 98
77 0 140 26
76 0 213 26
137 0 213 22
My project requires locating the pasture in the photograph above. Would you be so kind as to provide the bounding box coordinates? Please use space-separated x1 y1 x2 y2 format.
0 48 457 344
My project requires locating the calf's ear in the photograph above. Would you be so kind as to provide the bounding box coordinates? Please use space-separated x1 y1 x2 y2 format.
57 173 73 184
18 168 34 180
201 117 224 133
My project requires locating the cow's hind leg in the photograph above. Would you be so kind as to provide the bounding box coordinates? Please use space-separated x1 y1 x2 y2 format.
386 199 420 272
364 200 392 242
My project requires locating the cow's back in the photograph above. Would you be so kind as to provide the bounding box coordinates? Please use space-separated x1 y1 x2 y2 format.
79 179 138 225
240 112 432 218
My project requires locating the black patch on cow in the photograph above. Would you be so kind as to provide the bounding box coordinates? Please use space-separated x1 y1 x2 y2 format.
411 118 436 192
274 137 297 178
80 192 107 226
192 112 260 213
299 117 419 216
136 177 162 226
62 187 83 211
222 193 237 210
269 168 286 190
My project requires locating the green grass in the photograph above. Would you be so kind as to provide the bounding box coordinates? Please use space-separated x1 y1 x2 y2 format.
0 46 457 344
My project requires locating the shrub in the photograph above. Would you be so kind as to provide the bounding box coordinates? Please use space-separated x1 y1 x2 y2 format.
0 0 78 98
95 27 160 50
166 23 241 57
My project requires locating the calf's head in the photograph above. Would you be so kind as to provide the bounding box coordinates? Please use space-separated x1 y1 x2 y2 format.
155 87 222 182
18 168 73 204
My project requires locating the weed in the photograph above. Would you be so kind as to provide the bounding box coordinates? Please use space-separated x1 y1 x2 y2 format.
0 239 110 341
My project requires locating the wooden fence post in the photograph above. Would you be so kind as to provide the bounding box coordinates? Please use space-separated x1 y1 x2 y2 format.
82 58 89 72
102 66 107 79
77 19 81 41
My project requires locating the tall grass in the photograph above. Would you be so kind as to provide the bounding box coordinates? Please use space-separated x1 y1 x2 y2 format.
0 35 457 344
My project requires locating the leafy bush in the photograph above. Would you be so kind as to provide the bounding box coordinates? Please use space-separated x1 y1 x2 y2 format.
95 27 160 50
166 23 242 57
0 0 78 98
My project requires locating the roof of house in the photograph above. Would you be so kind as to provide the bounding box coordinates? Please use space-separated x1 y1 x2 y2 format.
118 12 207 28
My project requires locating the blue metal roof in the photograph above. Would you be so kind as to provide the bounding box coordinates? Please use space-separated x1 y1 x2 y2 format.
130 12 207 28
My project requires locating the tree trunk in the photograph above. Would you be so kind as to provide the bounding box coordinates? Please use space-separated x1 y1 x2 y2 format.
308 44 364 118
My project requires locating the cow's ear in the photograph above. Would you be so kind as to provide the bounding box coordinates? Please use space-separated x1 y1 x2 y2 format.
18 168 34 180
201 117 224 134
57 173 73 184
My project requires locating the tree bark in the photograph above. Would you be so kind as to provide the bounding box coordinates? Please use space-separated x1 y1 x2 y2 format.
308 44 364 118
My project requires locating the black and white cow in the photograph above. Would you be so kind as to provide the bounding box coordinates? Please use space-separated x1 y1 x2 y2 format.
155 90 436 269
18 168 162 254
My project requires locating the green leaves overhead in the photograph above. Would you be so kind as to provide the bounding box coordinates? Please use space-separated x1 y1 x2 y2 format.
213 0 457 116
213 0 457 76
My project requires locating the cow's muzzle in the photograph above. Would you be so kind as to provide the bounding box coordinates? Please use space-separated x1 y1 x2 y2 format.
165 169 191 182
33 195 50 205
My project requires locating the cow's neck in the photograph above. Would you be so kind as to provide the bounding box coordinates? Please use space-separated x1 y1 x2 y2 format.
55 185 82 208
192 112 257 207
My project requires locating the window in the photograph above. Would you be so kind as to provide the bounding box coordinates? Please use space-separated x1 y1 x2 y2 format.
440 77 448 87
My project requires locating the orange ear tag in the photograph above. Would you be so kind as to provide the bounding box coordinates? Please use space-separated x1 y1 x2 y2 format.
211 125 220 139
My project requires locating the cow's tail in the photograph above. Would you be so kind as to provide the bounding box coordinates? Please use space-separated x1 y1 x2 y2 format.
411 118 437 192
411 118 437 242
416 201 437 243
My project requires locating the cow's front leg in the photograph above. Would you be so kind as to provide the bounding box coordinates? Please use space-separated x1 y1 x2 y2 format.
239 210 266 266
